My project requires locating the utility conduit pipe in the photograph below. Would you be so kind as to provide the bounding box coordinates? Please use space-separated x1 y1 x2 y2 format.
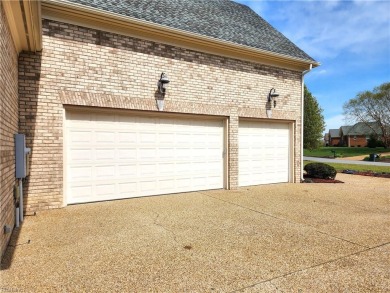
301 64 313 181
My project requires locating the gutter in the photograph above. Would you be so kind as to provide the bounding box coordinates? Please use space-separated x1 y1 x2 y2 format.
301 64 313 182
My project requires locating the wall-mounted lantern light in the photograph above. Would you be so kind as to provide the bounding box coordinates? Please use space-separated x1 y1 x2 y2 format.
156 72 170 111
268 88 279 108
157 72 170 94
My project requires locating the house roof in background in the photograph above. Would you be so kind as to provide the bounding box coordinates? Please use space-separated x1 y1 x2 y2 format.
64 0 317 63
329 129 340 138
340 125 352 135
346 122 382 136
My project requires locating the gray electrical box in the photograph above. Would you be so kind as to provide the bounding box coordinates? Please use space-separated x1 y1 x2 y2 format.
15 134 31 179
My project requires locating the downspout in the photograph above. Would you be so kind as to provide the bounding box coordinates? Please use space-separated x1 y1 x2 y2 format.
301 64 313 182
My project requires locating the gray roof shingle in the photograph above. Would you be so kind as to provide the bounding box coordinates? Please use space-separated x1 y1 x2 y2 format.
340 125 352 135
346 122 382 136
64 0 317 63
329 129 340 138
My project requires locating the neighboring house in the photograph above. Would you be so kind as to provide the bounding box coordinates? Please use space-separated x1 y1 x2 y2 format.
341 122 382 147
339 125 352 146
324 133 329 146
0 0 319 258
328 129 340 146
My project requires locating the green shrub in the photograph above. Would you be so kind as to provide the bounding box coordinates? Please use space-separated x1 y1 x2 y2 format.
367 134 385 148
304 162 337 179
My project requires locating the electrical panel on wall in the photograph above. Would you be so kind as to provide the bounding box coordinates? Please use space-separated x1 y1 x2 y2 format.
15 134 31 179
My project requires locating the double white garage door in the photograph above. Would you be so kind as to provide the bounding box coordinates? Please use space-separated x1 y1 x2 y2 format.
65 110 290 204
65 111 225 204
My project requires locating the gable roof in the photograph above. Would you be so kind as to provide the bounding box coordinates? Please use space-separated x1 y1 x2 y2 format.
346 122 382 136
340 125 352 135
329 129 340 138
64 0 317 64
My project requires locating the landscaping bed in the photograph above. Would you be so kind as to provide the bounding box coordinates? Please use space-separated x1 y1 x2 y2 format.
303 175 344 183
342 170 390 178
304 147 390 158
303 170 390 183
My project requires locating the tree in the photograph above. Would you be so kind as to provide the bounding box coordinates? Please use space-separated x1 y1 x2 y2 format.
343 82 390 148
303 85 325 149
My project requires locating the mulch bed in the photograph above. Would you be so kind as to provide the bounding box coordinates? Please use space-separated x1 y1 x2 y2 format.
342 170 390 178
303 175 344 183
303 170 390 183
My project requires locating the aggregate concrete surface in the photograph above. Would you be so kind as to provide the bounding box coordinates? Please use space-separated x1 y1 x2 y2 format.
1 173 389 292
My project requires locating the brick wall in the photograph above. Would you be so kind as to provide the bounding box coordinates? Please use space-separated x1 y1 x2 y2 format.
330 138 341 146
349 135 368 147
19 19 303 211
0 2 19 259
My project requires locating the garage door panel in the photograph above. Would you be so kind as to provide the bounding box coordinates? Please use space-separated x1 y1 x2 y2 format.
95 149 116 160
71 186 92 200
66 111 224 204
69 148 92 161
139 148 157 160
69 166 92 181
118 182 137 194
159 133 174 143
140 180 157 193
95 165 115 178
117 149 137 160
239 120 290 186
118 164 137 177
69 131 92 143
139 163 157 176
96 184 115 197
118 131 137 143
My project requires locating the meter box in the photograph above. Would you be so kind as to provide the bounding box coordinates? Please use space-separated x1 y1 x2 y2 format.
15 134 31 179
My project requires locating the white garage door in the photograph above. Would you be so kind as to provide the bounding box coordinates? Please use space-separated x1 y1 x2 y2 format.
65 111 225 204
239 120 290 186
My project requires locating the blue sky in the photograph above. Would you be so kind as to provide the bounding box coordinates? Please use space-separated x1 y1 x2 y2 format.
234 0 390 132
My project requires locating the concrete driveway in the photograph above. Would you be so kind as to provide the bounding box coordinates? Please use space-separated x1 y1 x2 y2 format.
1 174 389 292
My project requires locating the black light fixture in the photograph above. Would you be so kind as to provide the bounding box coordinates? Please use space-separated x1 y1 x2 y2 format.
156 72 170 111
157 72 170 94
268 88 279 108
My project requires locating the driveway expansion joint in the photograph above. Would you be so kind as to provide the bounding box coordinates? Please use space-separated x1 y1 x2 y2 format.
200 192 370 249
230 242 390 292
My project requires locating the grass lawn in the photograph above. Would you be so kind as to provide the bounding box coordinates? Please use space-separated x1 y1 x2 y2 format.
304 161 390 173
304 147 389 158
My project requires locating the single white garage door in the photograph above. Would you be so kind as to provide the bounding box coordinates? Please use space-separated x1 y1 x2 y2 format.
65 110 225 204
239 120 290 186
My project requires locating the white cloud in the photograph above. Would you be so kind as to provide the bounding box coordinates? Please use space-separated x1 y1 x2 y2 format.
263 1 390 60
308 69 328 79
325 114 347 131
236 1 390 58
237 0 269 15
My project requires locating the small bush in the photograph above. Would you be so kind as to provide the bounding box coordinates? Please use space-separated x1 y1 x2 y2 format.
367 134 385 148
304 162 337 179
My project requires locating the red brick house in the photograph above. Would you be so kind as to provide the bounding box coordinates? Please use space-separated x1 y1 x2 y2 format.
340 122 383 147
0 0 319 259
328 129 340 146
